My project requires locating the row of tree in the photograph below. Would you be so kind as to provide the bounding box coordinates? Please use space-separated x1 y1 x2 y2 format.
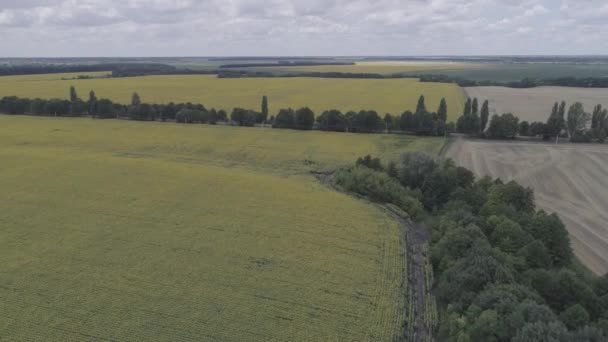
0 87 455 136
455 97 608 143
335 152 608 341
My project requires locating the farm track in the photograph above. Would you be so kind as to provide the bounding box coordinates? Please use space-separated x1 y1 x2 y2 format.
384 207 432 342
447 137 608 275
315 171 433 340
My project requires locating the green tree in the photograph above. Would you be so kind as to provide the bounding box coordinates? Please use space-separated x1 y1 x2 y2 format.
518 240 551 269
527 211 572 267
273 108 295 129
480 100 490 133
69 86 78 103
464 98 472 116
560 304 590 330
546 102 566 138
415 95 426 115
591 104 608 142
88 90 98 117
472 98 479 116
486 113 519 139
294 107 315 130
438 98 448 122
261 95 268 123
400 110 416 131
512 321 569 342
519 121 530 136
457 112 481 135
317 109 346 132
567 102 590 139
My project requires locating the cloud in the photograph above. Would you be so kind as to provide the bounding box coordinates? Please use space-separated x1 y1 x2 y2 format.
523 4 548 17
0 0 606 56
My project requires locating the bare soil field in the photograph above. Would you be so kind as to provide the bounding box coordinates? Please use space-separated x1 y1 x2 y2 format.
464 86 608 122
447 138 608 275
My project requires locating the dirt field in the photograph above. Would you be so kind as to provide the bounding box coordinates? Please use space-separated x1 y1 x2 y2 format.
447 138 608 275
464 86 608 122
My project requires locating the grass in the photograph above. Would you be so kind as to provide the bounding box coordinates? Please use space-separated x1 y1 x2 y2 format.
0 115 444 341
0 73 465 121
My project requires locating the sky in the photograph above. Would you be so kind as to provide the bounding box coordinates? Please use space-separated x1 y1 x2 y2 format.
0 0 607 57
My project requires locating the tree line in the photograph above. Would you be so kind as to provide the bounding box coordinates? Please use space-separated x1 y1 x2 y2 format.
334 152 608 341
0 87 453 136
456 97 608 143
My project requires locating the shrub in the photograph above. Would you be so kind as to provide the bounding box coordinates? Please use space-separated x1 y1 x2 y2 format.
333 166 423 218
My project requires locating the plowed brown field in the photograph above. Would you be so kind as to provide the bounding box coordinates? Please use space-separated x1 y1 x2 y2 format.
447 138 608 275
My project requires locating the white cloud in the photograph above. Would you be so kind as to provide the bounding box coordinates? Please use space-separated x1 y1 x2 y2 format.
0 0 606 56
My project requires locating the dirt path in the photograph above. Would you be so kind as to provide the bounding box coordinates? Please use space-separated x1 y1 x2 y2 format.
313 170 433 340
384 206 431 342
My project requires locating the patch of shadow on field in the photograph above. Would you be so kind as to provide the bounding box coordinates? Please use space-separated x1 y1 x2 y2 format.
447 137 608 275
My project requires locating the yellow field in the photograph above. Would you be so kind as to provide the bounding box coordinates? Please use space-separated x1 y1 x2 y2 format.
0 73 465 121
256 61 487 75
0 115 444 341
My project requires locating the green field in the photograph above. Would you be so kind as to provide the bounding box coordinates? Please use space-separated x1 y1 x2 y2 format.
248 61 487 75
0 73 465 121
0 115 444 341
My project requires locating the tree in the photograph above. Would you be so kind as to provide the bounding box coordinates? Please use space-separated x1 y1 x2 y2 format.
567 102 590 139
400 110 416 131
591 104 608 143
457 111 481 135
294 107 314 130
486 113 519 139
472 98 479 116
396 152 437 189
512 321 569 342
558 101 566 119
560 304 590 330
415 95 427 115
69 86 78 103
527 211 572 267
519 121 531 136
438 98 448 122
518 240 551 269
317 109 346 132
273 108 295 129
480 100 490 133
547 101 566 138
260 95 268 123
96 99 115 119
464 98 472 116
488 216 528 253
231 108 257 126
88 90 98 117
129 92 142 118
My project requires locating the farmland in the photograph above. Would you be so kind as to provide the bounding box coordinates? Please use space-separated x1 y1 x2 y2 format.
0 115 444 341
0 73 465 121
246 61 487 75
447 138 608 275
464 86 608 122
403 63 608 82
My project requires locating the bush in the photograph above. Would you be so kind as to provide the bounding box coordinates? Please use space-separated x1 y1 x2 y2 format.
333 166 423 218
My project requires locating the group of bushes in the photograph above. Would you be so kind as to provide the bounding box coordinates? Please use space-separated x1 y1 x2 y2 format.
336 152 608 341
456 97 608 143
